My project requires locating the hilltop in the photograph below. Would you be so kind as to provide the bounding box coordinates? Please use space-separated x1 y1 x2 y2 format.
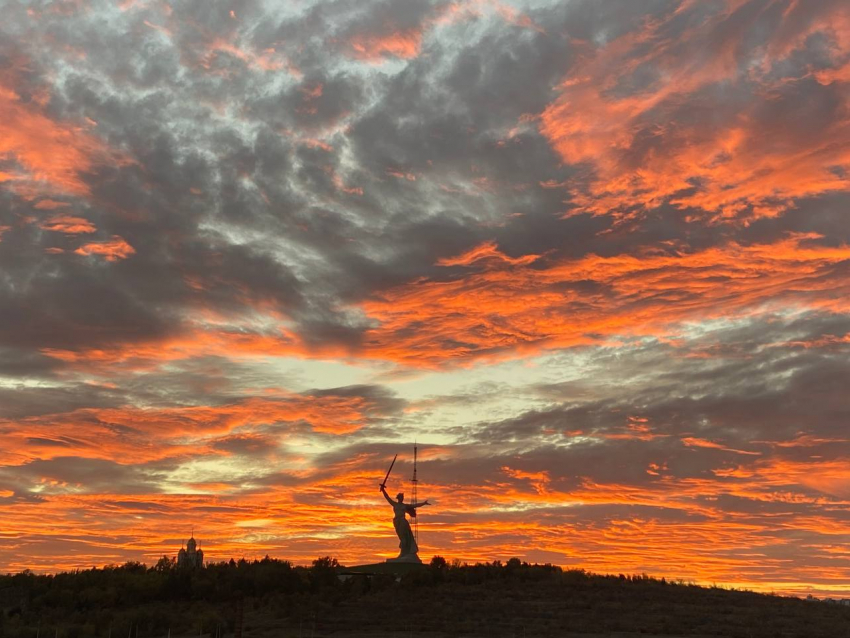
2 557 848 638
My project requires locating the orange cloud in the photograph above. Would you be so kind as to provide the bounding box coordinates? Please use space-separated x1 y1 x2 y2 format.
33 199 71 210
33 232 850 372
348 27 422 61
715 456 850 500
0 393 391 468
438 241 541 267
356 234 850 366
770 334 850 349
74 236 135 261
681 437 761 456
143 19 172 37
0 62 108 199
343 0 543 64
386 168 417 181
39 327 316 374
538 1 850 222
39 215 97 234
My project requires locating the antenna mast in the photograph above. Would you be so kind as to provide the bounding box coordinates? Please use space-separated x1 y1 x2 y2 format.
412 442 419 543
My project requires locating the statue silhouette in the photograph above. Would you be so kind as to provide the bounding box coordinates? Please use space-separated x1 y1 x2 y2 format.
380 485 429 559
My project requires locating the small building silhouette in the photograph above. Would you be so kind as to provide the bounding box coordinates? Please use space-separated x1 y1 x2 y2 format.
177 533 204 569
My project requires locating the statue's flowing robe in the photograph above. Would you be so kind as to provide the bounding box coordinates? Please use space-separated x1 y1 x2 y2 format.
391 501 419 556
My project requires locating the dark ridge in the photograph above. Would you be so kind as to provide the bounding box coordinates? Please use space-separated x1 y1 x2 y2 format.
1 556 848 637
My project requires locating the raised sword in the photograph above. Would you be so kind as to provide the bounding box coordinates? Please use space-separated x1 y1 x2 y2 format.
379 453 397 491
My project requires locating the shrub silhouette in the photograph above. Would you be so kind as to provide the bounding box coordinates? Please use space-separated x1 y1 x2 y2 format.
1 559 849 637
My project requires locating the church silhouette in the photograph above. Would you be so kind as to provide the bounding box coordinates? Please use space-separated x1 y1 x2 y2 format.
177 532 204 569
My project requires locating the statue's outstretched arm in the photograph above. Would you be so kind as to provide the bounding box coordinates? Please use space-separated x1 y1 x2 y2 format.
412 499 430 508
380 486 395 505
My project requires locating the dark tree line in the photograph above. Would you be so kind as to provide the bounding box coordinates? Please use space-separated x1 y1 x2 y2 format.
2 557 849 638
1 555 309 638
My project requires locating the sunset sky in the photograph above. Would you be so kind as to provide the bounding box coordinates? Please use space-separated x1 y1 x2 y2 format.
1 0 849 598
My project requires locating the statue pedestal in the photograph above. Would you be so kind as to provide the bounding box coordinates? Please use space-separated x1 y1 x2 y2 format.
386 553 422 564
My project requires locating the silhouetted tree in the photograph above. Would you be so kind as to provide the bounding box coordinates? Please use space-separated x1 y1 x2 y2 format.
154 556 175 572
